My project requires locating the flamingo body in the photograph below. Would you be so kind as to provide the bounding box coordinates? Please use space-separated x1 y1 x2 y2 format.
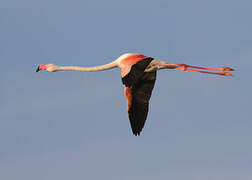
117 53 148 77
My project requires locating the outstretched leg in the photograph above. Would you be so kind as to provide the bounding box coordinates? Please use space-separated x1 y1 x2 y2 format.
165 63 234 76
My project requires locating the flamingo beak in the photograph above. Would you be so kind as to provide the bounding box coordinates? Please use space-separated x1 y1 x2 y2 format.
36 64 49 72
36 66 40 72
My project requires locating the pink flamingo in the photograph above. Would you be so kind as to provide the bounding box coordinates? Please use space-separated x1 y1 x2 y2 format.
36 53 234 135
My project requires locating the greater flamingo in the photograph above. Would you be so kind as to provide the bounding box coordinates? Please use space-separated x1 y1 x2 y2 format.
36 53 234 135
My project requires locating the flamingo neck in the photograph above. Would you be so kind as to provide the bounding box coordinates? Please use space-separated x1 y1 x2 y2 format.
55 61 118 72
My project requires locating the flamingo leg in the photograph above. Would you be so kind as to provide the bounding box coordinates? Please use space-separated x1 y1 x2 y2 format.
172 64 234 76
176 64 234 71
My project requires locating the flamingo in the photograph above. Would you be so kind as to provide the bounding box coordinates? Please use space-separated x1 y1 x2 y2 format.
36 53 234 136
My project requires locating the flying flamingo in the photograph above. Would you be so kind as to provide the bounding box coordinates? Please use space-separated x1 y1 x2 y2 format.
36 53 234 136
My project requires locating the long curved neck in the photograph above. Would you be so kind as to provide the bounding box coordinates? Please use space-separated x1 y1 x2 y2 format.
55 61 118 72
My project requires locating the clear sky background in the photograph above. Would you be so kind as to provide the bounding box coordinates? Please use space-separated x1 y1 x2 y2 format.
1 0 252 179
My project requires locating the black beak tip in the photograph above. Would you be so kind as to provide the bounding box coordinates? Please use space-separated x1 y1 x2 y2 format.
36 66 40 72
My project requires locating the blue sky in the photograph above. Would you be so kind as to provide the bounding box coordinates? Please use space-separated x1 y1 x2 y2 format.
1 0 252 179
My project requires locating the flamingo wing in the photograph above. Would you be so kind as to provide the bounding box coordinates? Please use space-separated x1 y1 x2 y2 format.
124 71 157 136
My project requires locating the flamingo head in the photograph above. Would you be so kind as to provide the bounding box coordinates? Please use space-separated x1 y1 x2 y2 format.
36 64 57 72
